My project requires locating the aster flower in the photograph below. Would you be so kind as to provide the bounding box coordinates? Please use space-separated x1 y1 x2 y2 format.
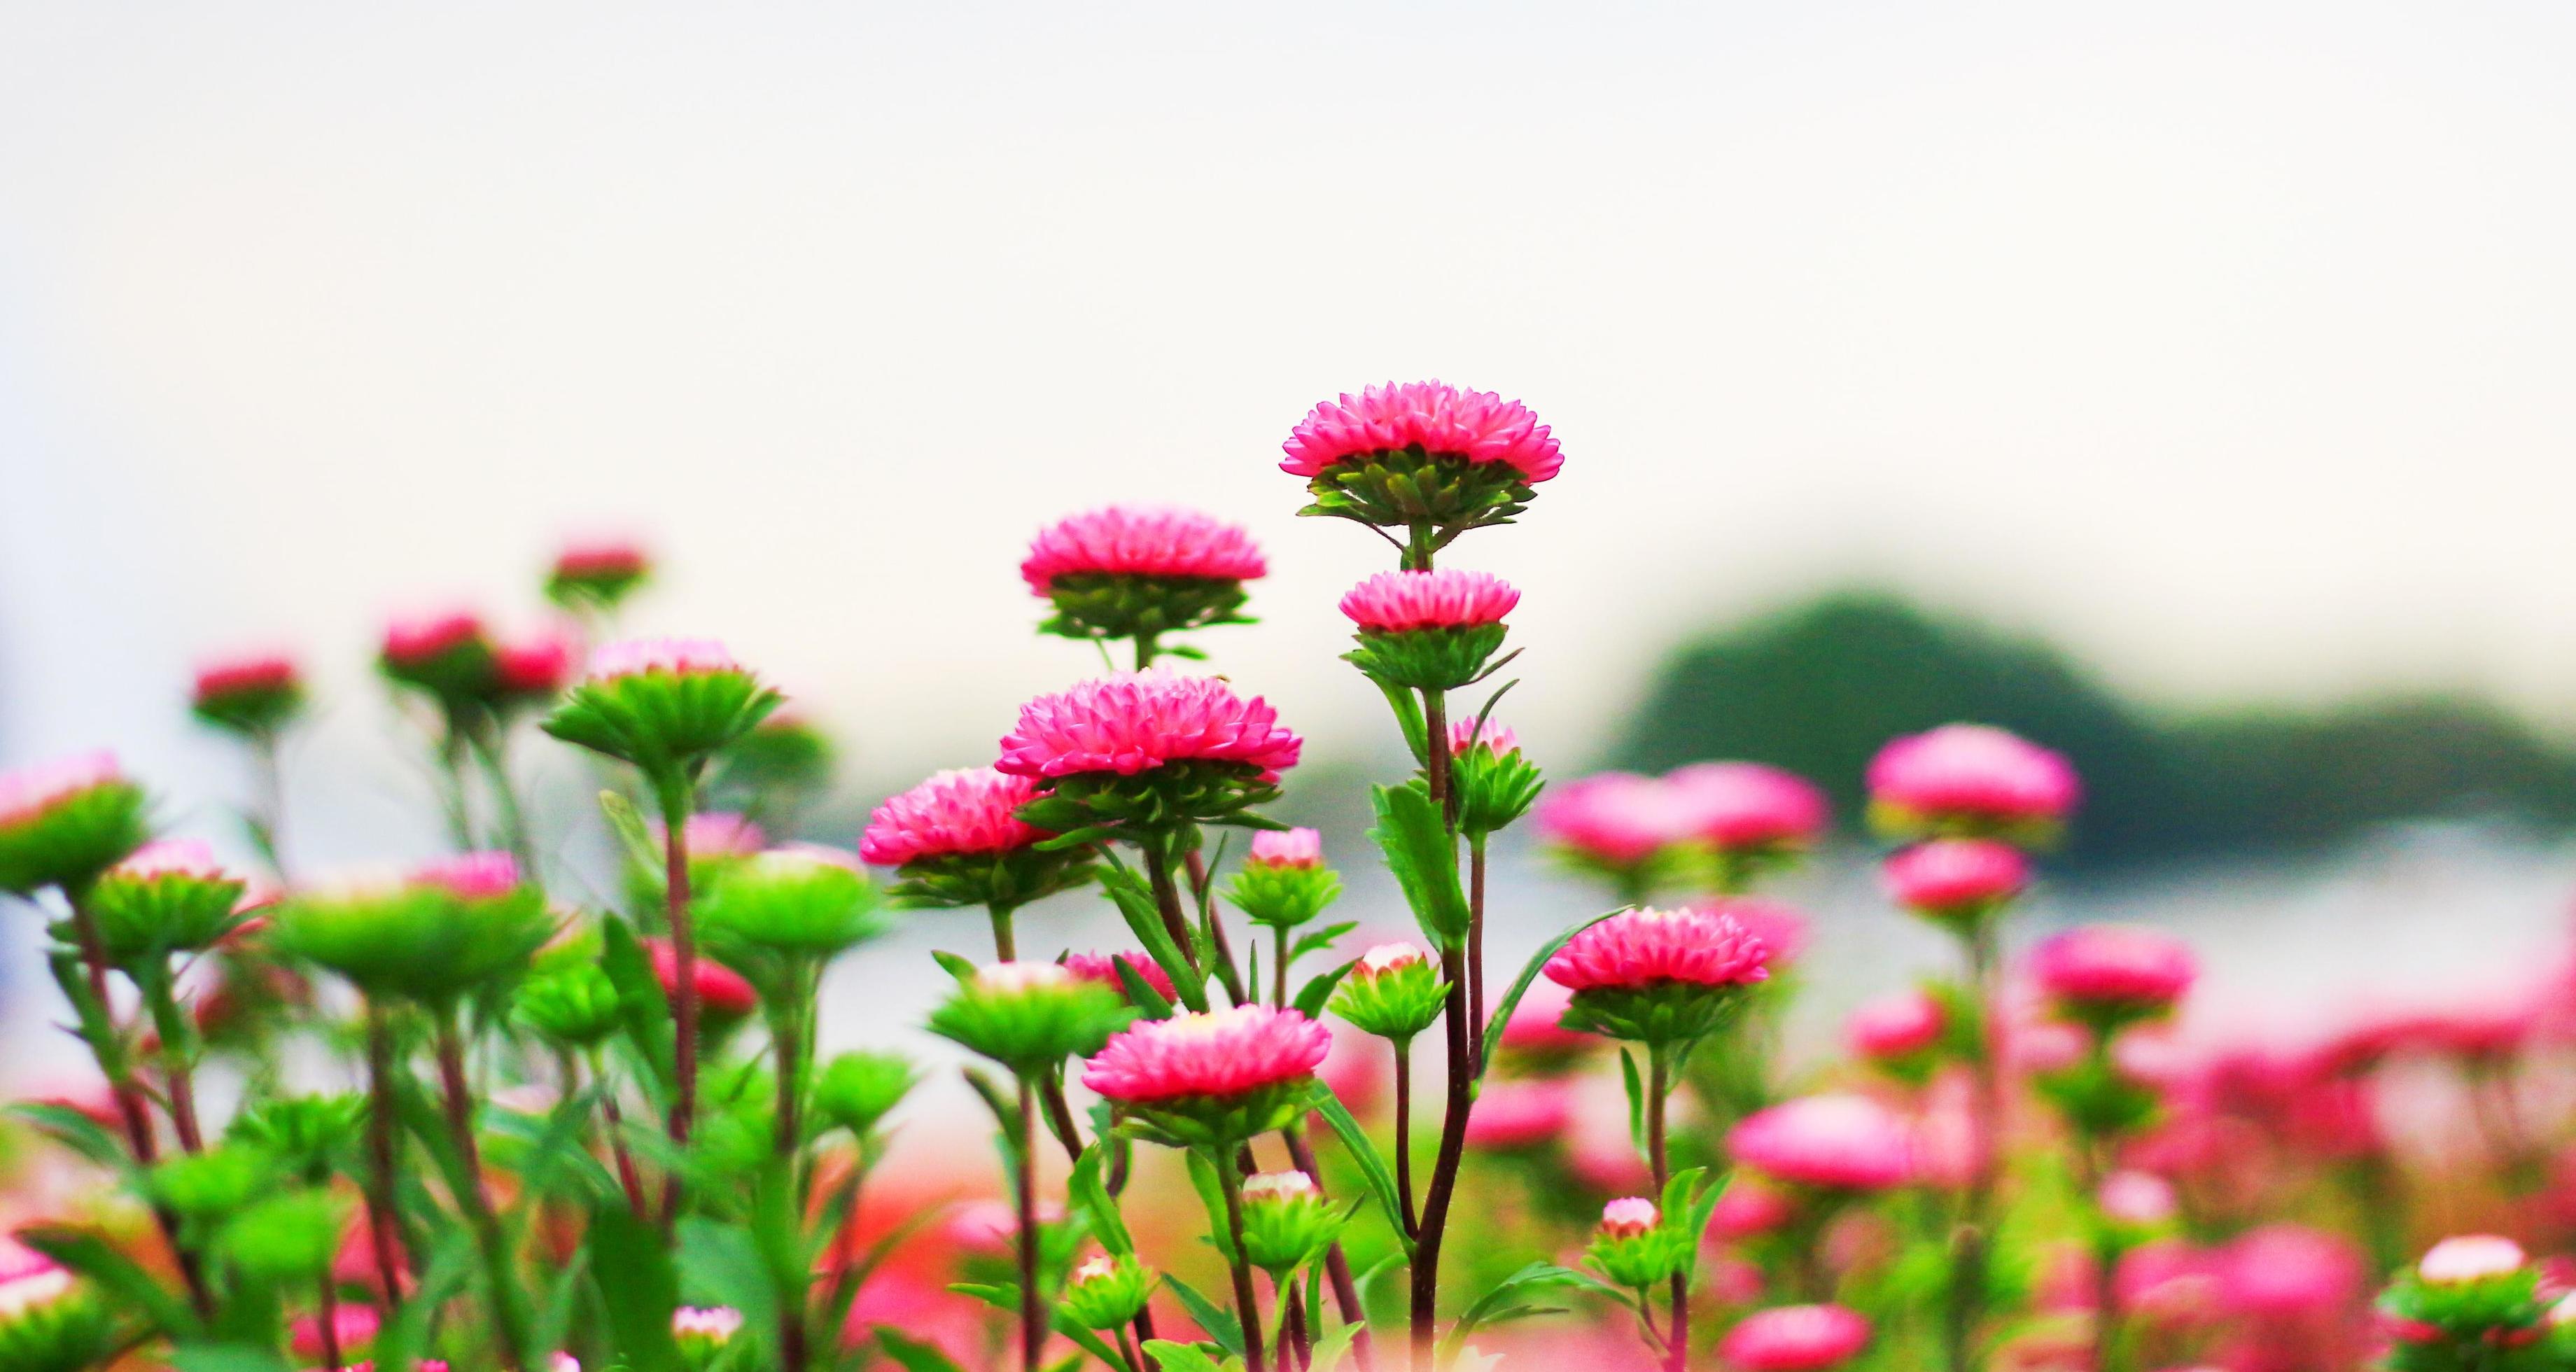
1338 568 1518 692
1881 838 2029 923
1059 1252 1155 1331
1708 1177 1794 1241
2030 925 2197 1030
1728 1094 1913 1193
1846 988 1949 1074
696 846 887 964
2376 1233 2543 1361
1451 717 1544 838
1715 1304 1872 1371
1329 941 1449 1042
1237 1170 1345 1274
1536 772 1698 897
1001 669 1301 838
542 637 781 782
1867 723 2080 839
1462 1079 1576 1152
1083 1003 1330 1147
192 650 307 737
648 937 760 1024
274 860 553 1004
1583 1196 1688 1292
378 609 496 705
1021 505 1266 652
812 1049 918 1136
545 536 652 611
930 961 1134 1074
83 838 248 967
0 1264 108 1372
1497 978 1596 1069
1248 827 1322 868
1542 904 1772 1044
1282 381 1562 532
860 767 1094 921
1226 826 1340 929
1669 762 1830 886
489 629 576 708
0 752 149 897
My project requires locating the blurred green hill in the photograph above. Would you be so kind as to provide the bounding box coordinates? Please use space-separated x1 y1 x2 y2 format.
1607 592 2576 872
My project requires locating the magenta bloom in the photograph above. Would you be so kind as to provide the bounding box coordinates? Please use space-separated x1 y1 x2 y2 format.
2218 1224 2364 1319
1019 505 1267 596
1597 1196 1659 1240
382 610 486 668
1064 951 1180 1004
109 839 225 882
2029 925 2197 1014
493 630 576 698
1867 724 2079 827
553 537 650 582
1709 1177 1794 1240
194 652 299 704
2418 1235 2526 1284
586 636 740 681
1544 906 1772 994
1338 569 1520 632
1728 1094 1913 1192
1247 827 1322 868
1282 382 1563 483
1716 1304 1871 1371
1536 772 1698 867
648 937 759 1019
412 852 522 901
290 1303 380 1359
0 752 125 830
1083 1004 1330 1103
1712 898 1809 968
1669 762 1830 851
1463 1079 1576 1151
860 768 1047 866
653 812 768 858
1882 838 2029 917
995 669 1301 780
1846 989 1947 1062
1448 718 1520 756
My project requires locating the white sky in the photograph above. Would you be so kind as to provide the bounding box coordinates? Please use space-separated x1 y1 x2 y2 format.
4 1 2575 860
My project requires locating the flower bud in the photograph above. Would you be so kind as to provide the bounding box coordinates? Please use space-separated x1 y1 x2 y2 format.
192 652 307 738
274 856 554 1005
379 610 497 707
515 964 628 1047
150 1143 284 1240
0 1264 110 1372
648 938 760 1026
813 1050 918 1136
1329 942 1449 1042
81 839 246 969
696 847 886 960
1226 829 1340 930
219 1189 349 1282
1585 1197 1686 1288
2376 1235 2548 1353
225 1094 365 1182
1450 720 1543 838
927 962 1135 1074
671 1306 744 1371
546 537 653 612
0 753 148 898
1338 570 1517 692
542 638 782 782
1060 1252 1156 1331
1238 1171 1345 1275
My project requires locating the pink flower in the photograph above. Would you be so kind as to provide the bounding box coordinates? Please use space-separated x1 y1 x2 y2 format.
553 537 650 582
1597 1197 1659 1240
0 752 124 830
996 670 1302 780
1499 979 1593 1058
381 610 486 667
412 851 521 900
1713 899 1809 968
494 631 576 696
671 1307 744 1342
665 811 767 858
1463 1079 1575 1150
1709 1177 1794 1240
1847 990 1946 1061
1866 724 2080 827
1728 1095 1913 1191
1019 505 1266 596
1082 1004 1330 1102
1063 951 1179 1003
647 938 759 1019
946 1198 1064 1252
1448 718 1520 756
1543 906 1772 994
0 1264 69 1320
2218 1225 2363 1318
290 1303 380 1358
860 768 1047 866
109 839 226 882
1242 1170 1320 1203
1669 762 1830 851
1354 941 1428 978
2420 1235 2526 1284
2030 925 2197 1012
587 636 741 681
2099 1171 2177 1226
1536 773 1697 867
193 652 299 704
1882 839 2029 916
1281 381 1562 483
1248 827 1322 868
1716 1303 1871 1370
1338 569 1520 632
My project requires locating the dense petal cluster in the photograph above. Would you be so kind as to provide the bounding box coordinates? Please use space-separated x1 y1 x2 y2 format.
859 768 1049 866
1668 762 1830 850
1448 718 1520 755
381 610 485 667
1882 838 2029 914
0 752 123 830
1716 1304 1872 1370
1536 773 1698 867
586 636 741 680
1281 382 1564 482
108 839 225 882
1729 1094 1914 1191
1247 827 1322 868
1544 906 1772 993
193 652 300 705
1018 505 1268 596
1846 989 1947 1061
1867 724 2080 827
1338 569 1520 631
1082 1004 1330 1103
2029 925 2197 1011
995 670 1302 780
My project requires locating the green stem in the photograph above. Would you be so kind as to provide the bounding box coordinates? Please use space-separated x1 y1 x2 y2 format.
583 1048 648 1218
1945 917 2005 1372
436 1012 533 1371
468 724 537 879
361 1006 410 1306
1216 1156 1269 1372
1014 1079 1044 1372
136 965 206 1155
1280 1122 1376 1371
988 904 1018 961
1648 1044 1684 1372
657 772 700 1228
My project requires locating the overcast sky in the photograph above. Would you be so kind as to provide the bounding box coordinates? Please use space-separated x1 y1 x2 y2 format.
5 1 2575 864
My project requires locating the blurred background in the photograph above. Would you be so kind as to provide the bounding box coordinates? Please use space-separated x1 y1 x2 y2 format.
6 3 2576 1084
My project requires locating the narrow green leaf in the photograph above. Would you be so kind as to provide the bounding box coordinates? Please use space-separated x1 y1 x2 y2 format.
1372 680 1430 765
1182 1152 1240 1267
20 1223 203 1341
598 790 667 876
1292 959 1357 1022
1619 1049 1646 1158
1158 1273 1244 1355
6 1102 133 1174
1142 1341 1226 1372
600 918 678 1088
1067 1148 1131 1256
589 1204 682 1372
930 949 979 983
1098 862 1210 1013
1109 956 1175 1020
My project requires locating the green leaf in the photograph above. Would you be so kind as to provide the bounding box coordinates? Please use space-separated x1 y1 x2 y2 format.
875 1328 972 1372
372 1228 479 1372
931 949 980 983
1142 1342 1227 1372
169 1344 292 1372
1306 1087 1413 1256
6 1102 134 1174
1098 861 1210 1013
1182 1152 1240 1267
1371 679 1430 766
589 1203 682 1372
1289 922 1359 967
1475 906 1623 1086
1051 1317 1128 1371
1158 1273 1244 1355
1292 959 1357 1022
676 1219 780 1359
1618 1049 1646 1158
1068 1147 1131 1256
1110 955 1175 1020
19 1223 204 1342
1368 785 1468 944
1441 1261 1625 1357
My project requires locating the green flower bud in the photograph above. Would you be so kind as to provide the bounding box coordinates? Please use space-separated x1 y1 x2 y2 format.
225 1094 364 1181
1584 1198 1688 1289
540 641 780 780
150 1143 283 1239
813 1051 918 1137
927 962 1135 1074
2378 1236 2548 1361
1236 1172 1345 1275
672 1306 748 1372
696 848 886 960
1298 444 1536 531
218 1189 349 1283
0 756 148 898
1059 1252 1155 1331
0 1269 111 1372
1224 831 1340 931
515 964 627 1047
1329 943 1448 1042
272 857 553 1004
1563 981 1757 1047
78 841 246 969
1450 727 1543 839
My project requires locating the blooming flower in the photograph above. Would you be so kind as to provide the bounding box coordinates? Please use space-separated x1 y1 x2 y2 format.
671 1306 743 1342
492 631 575 699
860 769 1048 866
996 670 1301 780
1498 979 1594 1060
2029 925 2197 1016
646 938 758 1020
2098 1170 2178 1226
1338 569 1520 632
1728 1094 1913 1192
0 752 146 897
586 637 740 680
1667 762 1830 852
1709 1177 1794 1240
1448 718 1520 756
2218 1224 2363 1320
1282 382 1563 483
1544 906 1772 994
1715 1304 1872 1371
1867 723 2080 829
1247 827 1323 869
289 1303 380 1358
1882 839 2029 917
1462 1079 1576 1151
1714 899 1809 968
1597 1196 1660 1240
2419 1235 2527 1284
1063 951 1180 1004
1846 989 1947 1062
1019 505 1267 596
381 610 486 669
107 838 225 883
1536 773 1698 868
0 752 123 832
1083 1004 1331 1103
192 651 306 734
412 851 522 902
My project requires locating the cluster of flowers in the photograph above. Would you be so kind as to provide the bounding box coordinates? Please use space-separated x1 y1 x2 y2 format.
2 382 2570 1372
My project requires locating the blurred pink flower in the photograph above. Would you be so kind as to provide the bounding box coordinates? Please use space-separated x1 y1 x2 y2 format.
1597 1196 1658 1240
2218 1224 2365 1320
647 938 758 1019
1544 906 1772 993
2099 1171 2178 1226
290 1304 379 1359
1448 718 1520 756
860 768 1047 866
1247 827 1323 868
0 751 123 830
654 811 769 858
493 630 576 696
412 851 521 901
194 652 299 705
1728 1095 1912 1192
1083 1005 1329 1103
1715 1303 1870 1370
996 670 1302 780
1712 898 1809 968
587 636 740 680
381 609 485 667
2419 1235 2526 1283
1881 839 2028 916
1281 381 1563 482
552 536 650 582
1338 568 1520 631
1498 979 1595 1063
1846 989 1946 1062
1063 951 1178 1004
1536 772 1695 867
1668 762 1829 851
109 839 225 882
2030 925 2197 1014
1463 1079 1575 1151
1018 505 1267 596
1709 1177 1795 1240
1866 723 2079 827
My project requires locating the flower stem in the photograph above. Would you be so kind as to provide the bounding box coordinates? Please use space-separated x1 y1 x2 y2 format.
136 965 206 1155
584 1049 649 1218
657 774 701 1228
1216 1155 1270 1372
251 729 291 878
318 1273 344 1372
1467 836 1487 1074
435 1012 533 1371
1945 917 2005 1372
988 904 1018 960
468 723 537 881
1392 1044 1418 1238
1647 1043 1685 1372
361 1006 410 1306
1407 944 1474 1371
1014 1078 1045 1372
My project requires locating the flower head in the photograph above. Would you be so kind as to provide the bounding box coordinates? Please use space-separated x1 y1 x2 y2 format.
1868 724 2080 834
192 651 306 735
1882 839 2029 919
547 536 652 610
1597 1197 1660 1240
1021 505 1267 596
587 637 739 680
382 610 486 671
85 839 248 967
997 670 1301 781
1084 1004 1330 1104
2030 925 2197 1023
1846 989 1947 1065
928 961 1134 1072
1228 827 1340 929
1448 718 1520 757
1544 906 1772 995
1238 1171 1343 1272
1247 827 1322 869
492 631 575 702
1716 1304 1872 1371
1728 1094 1913 1192
1669 762 1830 853
1339 570 1520 632
860 769 1048 867
1282 382 1562 483
1332 941 1448 1042
546 638 779 777
1462 1079 1575 1151
0 752 148 897
1586 1196 1687 1288
412 852 522 902
2420 1236 2528 1284
1537 772 1697 870
1060 1251 1155 1331
647 938 759 1022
